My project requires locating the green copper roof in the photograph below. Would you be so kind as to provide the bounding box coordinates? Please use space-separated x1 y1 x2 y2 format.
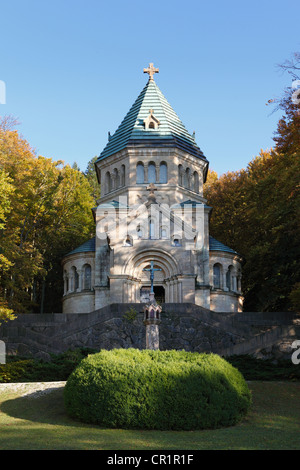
97 79 207 162
66 237 96 256
209 236 238 255
97 200 129 210
65 235 238 257
172 199 212 209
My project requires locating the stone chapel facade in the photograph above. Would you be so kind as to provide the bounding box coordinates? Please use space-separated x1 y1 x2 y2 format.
62 64 243 314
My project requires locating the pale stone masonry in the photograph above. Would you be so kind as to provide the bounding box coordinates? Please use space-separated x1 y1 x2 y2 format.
62 64 243 314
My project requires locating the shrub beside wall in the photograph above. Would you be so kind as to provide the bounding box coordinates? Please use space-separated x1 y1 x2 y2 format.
64 349 251 430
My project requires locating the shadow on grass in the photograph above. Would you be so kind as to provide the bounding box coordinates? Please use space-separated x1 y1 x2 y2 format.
0 387 79 427
1 383 300 450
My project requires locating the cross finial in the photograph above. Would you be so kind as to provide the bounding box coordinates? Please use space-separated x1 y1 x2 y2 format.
143 63 159 81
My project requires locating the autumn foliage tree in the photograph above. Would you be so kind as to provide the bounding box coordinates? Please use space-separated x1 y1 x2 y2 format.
0 117 95 315
204 53 300 312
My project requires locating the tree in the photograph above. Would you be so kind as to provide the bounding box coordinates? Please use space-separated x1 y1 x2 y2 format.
204 149 300 312
0 168 16 323
85 155 101 203
0 117 96 313
204 53 300 312
269 52 300 155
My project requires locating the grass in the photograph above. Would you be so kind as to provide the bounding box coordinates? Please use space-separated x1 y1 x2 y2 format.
0 381 299 450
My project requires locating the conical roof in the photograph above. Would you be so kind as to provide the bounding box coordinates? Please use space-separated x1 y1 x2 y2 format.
66 237 96 256
209 236 239 255
97 78 207 162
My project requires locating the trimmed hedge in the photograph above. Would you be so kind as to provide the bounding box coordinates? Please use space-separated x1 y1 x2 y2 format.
0 348 97 383
64 349 251 430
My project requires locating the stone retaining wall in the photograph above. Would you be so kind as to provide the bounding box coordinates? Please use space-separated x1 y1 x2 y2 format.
0 303 299 359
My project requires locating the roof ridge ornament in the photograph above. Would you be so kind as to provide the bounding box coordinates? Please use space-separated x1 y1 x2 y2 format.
143 62 159 81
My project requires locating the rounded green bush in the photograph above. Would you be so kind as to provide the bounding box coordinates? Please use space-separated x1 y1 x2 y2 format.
64 348 251 430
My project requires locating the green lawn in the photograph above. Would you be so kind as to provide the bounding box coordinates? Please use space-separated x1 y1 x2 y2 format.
0 381 299 450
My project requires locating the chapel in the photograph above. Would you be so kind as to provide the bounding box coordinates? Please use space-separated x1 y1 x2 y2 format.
62 64 243 313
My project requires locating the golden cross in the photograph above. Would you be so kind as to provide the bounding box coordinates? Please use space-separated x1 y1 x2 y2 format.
143 63 159 81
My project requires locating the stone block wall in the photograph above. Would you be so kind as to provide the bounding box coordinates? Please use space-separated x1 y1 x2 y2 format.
0 303 299 360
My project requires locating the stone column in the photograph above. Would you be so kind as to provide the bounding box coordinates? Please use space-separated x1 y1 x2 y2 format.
173 280 178 303
164 281 170 303
63 274 68 295
78 269 83 292
223 271 228 291
145 324 159 349
111 174 116 191
144 163 148 183
178 281 182 303
136 281 141 302
69 274 74 293
169 280 174 303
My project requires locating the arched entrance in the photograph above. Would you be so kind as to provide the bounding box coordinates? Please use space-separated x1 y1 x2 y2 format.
123 248 179 303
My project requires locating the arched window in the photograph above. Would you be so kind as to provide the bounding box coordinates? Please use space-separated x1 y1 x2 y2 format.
193 171 199 193
149 218 156 239
136 162 144 184
172 235 181 247
71 266 79 292
160 226 168 239
113 168 120 189
159 162 168 183
148 162 156 183
105 171 111 194
178 164 183 186
136 225 143 239
83 264 92 290
213 263 222 289
121 164 125 186
184 168 190 189
226 265 234 291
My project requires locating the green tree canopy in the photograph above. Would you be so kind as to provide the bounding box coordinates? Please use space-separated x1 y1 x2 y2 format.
0 118 95 314
204 51 300 312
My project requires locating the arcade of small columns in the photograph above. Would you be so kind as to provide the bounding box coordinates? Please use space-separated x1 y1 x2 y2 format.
63 261 93 296
210 259 242 294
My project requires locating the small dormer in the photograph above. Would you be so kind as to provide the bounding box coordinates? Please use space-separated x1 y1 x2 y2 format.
144 109 160 130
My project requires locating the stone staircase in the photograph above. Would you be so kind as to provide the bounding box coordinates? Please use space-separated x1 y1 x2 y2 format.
0 303 298 360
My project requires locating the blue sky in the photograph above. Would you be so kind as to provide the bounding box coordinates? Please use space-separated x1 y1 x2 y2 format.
0 0 299 176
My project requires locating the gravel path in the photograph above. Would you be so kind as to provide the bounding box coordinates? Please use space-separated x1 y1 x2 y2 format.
0 382 66 398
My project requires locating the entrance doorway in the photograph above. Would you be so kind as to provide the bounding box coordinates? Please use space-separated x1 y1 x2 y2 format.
140 286 165 304
154 286 165 304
